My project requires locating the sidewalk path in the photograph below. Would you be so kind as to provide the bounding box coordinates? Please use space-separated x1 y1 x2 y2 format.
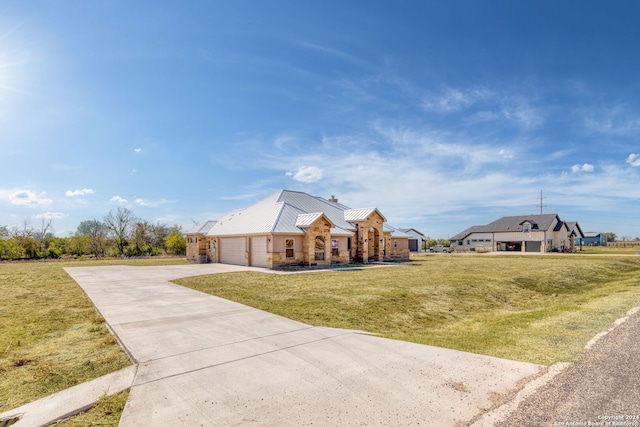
64 264 543 426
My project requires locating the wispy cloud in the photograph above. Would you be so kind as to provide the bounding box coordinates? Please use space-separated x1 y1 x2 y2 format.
66 188 94 197
36 211 66 219
421 87 493 113
421 86 543 128
584 106 640 135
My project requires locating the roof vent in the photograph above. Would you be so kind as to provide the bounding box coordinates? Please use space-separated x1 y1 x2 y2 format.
328 195 338 203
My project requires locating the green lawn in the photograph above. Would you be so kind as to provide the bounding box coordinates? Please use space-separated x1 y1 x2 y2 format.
577 245 640 255
3 255 640 425
175 255 640 366
0 258 187 421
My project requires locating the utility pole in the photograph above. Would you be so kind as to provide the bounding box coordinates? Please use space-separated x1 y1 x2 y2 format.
537 190 546 214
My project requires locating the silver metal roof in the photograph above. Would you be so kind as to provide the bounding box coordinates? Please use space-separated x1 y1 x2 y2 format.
344 208 387 222
203 190 404 238
184 220 218 235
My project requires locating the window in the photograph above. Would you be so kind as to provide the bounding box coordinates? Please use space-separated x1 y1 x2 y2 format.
315 235 325 260
285 239 294 258
331 239 339 257
523 224 530 233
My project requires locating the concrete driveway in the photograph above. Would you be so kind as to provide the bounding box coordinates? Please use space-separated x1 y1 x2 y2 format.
63 264 543 426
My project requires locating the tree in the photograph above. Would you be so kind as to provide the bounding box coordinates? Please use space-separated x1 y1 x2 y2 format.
604 232 617 243
76 219 108 257
104 208 135 256
10 219 39 258
166 226 186 255
130 220 155 255
34 218 53 254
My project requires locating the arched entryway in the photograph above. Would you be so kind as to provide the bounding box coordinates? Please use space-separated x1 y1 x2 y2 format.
367 227 380 261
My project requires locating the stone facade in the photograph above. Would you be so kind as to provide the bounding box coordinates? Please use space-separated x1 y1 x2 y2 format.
350 212 385 262
384 231 411 259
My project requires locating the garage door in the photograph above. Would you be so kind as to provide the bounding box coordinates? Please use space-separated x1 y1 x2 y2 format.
525 241 542 252
220 237 246 265
250 237 267 267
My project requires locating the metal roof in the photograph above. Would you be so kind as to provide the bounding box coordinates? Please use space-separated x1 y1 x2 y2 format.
184 220 217 235
202 190 404 238
295 212 334 228
344 208 387 222
384 224 412 238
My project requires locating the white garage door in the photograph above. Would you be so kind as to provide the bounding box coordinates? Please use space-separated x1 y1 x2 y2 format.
250 237 267 267
220 237 246 265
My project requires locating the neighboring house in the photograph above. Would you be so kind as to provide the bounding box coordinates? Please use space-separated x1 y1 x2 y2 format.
450 214 584 253
185 190 411 268
576 232 608 246
399 228 428 252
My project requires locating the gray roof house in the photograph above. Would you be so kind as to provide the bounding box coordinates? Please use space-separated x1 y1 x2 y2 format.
576 232 608 246
185 190 411 268
450 214 584 253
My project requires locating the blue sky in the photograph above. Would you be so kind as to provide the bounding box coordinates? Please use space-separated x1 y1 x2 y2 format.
1 1 640 239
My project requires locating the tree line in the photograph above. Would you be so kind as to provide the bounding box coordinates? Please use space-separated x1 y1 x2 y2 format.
0 207 186 260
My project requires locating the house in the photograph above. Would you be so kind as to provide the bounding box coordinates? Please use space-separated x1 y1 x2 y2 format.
185 190 411 268
576 232 608 246
450 214 584 253
399 228 428 252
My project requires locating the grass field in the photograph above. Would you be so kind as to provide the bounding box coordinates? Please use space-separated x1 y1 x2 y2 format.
2 254 640 425
577 245 640 255
0 257 187 423
175 254 640 366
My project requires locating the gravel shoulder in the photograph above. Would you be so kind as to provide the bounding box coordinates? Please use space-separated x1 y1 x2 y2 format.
476 306 640 427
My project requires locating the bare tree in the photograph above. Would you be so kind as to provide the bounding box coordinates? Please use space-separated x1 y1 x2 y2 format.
76 219 108 257
34 218 53 253
104 207 135 255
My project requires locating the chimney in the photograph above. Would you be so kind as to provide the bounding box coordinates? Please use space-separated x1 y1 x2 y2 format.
328 195 338 203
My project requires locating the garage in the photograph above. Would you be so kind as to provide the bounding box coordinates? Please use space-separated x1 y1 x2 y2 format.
525 241 542 252
250 237 268 267
219 237 246 265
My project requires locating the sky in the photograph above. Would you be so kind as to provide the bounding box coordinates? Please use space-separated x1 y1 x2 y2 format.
1 1 640 240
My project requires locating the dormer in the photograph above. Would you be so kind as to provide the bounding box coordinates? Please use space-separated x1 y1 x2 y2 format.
520 220 538 233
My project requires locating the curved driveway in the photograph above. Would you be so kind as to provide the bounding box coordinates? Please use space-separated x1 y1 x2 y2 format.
65 264 543 426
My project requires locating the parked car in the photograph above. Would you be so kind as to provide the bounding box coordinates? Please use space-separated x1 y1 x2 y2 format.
429 245 451 253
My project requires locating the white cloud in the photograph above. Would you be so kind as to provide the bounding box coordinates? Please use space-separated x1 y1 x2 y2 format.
36 211 66 219
288 166 323 183
134 198 172 208
626 153 640 167
66 188 94 197
134 148 142 153
571 163 595 173
8 190 53 207
110 195 128 203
